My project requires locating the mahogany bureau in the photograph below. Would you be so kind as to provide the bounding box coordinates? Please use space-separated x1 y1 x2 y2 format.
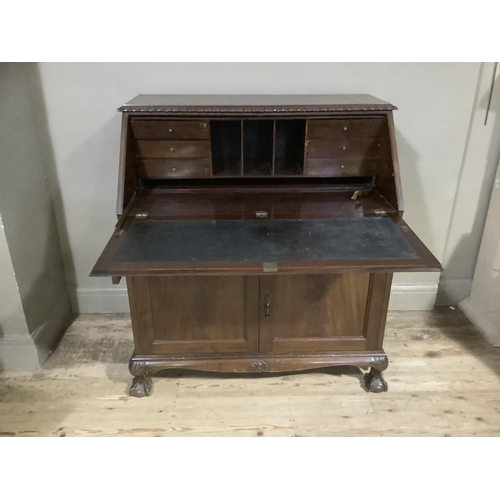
91 94 441 397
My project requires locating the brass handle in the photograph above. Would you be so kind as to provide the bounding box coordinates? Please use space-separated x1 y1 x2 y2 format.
264 295 271 317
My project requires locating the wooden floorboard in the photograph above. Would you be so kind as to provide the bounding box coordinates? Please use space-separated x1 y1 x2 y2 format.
1 308 500 436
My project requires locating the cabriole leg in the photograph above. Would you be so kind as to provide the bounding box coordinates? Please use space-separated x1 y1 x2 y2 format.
129 374 152 397
129 357 153 397
364 367 388 393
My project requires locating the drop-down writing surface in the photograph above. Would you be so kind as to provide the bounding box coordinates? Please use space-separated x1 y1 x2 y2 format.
91 216 440 276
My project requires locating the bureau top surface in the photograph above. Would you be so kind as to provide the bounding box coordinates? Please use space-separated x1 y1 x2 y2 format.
118 94 397 113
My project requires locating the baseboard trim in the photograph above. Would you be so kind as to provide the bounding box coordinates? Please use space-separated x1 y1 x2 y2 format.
436 278 472 306
72 283 439 313
459 297 500 347
0 336 40 371
31 290 73 364
388 283 438 310
70 286 130 313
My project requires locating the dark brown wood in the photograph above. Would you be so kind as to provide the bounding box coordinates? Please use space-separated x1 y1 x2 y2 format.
138 159 211 179
118 94 397 114
128 189 397 220
90 94 441 397
116 113 138 216
127 350 389 396
131 119 210 140
127 276 259 355
375 113 402 214
306 118 385 139
305 138 380 159
128 350 389 374
364 367 389 392
136 140 211 159
259 274 371 352
363 273 393 350
304 158 378 177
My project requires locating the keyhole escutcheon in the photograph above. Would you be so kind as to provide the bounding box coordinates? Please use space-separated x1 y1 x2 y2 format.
264 295 271 317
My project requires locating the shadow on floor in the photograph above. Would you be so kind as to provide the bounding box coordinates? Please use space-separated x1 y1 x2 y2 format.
415 306 500 378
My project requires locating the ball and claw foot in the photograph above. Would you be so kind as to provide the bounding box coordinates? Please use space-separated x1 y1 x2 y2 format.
364 368 388 393
129 375 153 397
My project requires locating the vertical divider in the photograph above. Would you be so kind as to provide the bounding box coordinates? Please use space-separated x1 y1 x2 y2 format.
303 119 309 176
271 120 276 175
208 121 214 177
240 120 244 176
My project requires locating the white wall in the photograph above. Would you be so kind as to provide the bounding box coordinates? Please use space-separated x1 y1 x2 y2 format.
0 63 71 368
34 62 491 312
460 159 500 345
436 64 500 305
0 215 39 370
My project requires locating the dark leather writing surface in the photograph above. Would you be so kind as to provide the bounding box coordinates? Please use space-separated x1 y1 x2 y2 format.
115 217 418 263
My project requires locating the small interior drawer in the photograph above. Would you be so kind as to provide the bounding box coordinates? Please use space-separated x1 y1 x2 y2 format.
304 158 378 177
139 159 212 179
136 140 211 159
305 139 380 159
131 120 210 140
307 118 384 140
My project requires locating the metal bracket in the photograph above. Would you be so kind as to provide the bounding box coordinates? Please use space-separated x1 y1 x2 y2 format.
263 262 278 273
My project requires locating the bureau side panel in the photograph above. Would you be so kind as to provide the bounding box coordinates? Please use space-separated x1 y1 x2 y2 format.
364 273 393 350
127 276 156 354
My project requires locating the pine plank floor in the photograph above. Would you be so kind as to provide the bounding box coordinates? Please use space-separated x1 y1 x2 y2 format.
1 308 500 437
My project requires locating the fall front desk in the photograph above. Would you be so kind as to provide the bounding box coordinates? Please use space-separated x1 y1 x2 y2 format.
92 94 441 397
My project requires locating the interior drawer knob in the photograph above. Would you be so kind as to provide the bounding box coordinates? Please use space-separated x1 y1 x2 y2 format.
342 146 346 150
170 147 174 152
168 128 173 133
344 126 348 131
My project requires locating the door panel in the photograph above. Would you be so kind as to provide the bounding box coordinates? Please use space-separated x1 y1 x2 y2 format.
259 273 371 352
128 276 259 354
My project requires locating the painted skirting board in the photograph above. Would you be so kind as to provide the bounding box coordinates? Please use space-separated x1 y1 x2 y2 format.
0 289 72 370
70 282 449 313
70 287 130 314
436 279 472 306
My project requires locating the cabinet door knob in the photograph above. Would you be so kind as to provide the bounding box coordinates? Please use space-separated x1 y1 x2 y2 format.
170 147 174 152
168 128 173 133
343 126 348 131
264 295 271 317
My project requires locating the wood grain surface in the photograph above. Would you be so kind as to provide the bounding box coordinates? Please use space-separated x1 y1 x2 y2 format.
1 309 499 437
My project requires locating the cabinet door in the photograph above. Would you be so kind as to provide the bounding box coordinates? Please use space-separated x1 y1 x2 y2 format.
259 273 389 352
128 276 259 354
